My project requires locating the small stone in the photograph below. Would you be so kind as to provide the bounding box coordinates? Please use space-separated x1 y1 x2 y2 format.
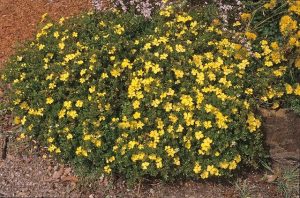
89 194 94 198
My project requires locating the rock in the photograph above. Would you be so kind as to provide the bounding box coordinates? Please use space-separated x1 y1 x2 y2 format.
259 108 300 165
89 194 94 198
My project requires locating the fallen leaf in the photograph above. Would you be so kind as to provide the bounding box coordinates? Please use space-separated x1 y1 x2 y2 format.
52 165 64 180
63 167 72 176
265 174 278 183
61 175 78 183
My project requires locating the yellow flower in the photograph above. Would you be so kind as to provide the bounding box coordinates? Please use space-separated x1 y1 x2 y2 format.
168 114 178 123
200 171 209 179
133 112 141 119
165 146 176 157
228 161 237 170
53 31 59 38
289 1 300 16
60 72 69 81
234 155 241 163
55 148 61 154
245 31 257 40
46 97 54 104
175 44 186 53
66 133 73 140
132 100 140 109
193 162 202 173
75 100 83 107
64 101 72 109
195 131 204 140
49 82 56 89
160 53 168 60
58 109 66 119
59 42 65 50
264 61 273 67
201 137 213 152
76 146 88 157
180 95 193 107
101 73 108 79
21 116 26 125
151 99 161 107
14 116 21 125
273 66 286 77
59 17 65 25
285 83 293 94
159 6 172 17
141 162 150 170
104 165 112 174
219 161 229 169
280 15 297 36
176 124 184 133
176 14 192 23
294 84 300 96
173 69 184 78
83 134 91 141
110 68 121 77
246 113 261 132
203 121 212 129
19 133 26 140
164 102 173 112
89 86 96 93
48 144 56 152
121 59 132 69
240 13 251 21
114 24 125 35
72 32 78 37
173 157 180 166
131 152 145 162
245 88 253 95
67 110 78 119
264 0 277 9
47 137 54 143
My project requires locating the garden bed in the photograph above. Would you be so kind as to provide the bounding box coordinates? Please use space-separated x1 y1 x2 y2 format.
0 0 299 197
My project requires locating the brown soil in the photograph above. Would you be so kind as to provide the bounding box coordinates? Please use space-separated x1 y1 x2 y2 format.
0 138 281 198
0 0 92 69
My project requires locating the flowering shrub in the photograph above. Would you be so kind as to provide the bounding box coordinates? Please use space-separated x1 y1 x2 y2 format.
1 3 299 182
239 0 300 112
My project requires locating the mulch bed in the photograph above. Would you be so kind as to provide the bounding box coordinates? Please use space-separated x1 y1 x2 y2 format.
0 0 92 69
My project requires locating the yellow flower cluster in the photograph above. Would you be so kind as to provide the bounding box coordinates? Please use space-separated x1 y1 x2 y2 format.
264 0 277 9
246 113 261 132
280 15 298 36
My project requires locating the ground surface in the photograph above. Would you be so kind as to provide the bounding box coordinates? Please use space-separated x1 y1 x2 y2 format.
0 0 91 68
0 0 298 197
0 139 280 198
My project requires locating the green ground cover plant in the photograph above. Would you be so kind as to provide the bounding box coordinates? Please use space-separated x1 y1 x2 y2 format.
1 0 299 183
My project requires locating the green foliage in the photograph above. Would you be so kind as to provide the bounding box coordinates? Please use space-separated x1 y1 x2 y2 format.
1 3 298 183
